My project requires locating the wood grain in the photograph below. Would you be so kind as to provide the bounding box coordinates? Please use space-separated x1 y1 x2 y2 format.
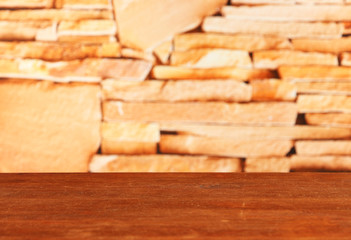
0 173 350 239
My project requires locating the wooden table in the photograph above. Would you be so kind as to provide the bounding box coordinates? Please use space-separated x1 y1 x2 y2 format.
1 173 351 239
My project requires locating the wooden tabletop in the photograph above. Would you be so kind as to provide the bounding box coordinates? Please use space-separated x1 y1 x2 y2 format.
0 173 351 239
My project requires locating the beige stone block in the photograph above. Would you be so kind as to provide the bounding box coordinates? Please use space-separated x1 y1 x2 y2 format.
101 122 159 155
152 66 274 80
0 0 54 8
121 48 156 64
160 124 351 140
306 113 351 127
0 41 97 58
0 21 53 41
230 0 342 4
296 82 351 95
298 95 351 113
0 58 152 82
251 79 296 101
58 35 116 43
113 0 226 51
0 9 113 21
174 33 291 52
341 53 351 66
292 37 351 54
103 101 297 126
279 66 351 81
290 156 351 172
223 5 351 22
202 17 343 39
253 50 337 69
0 79 100 172
245 158 290 172
57 0 111 9
102 79 251 102
160 134 293 158
58 20 117 36
154 40 172 64
171 49 252 68
90 154 242 172
296 141 351 156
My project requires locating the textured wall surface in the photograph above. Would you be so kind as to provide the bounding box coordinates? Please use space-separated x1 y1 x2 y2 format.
1 0 351 172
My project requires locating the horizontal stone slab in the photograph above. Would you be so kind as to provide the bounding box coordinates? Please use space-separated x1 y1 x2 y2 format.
296 141 351 156
0 9 113 20
223 5 351 21
102 79 252 102
290 156 351 172
279 66 351 81
0 21 54 41
160 124 351 140
101 122 160 155
152 66 274 80
230 0 342 4
58 35 116 43
253 50 337 69
0 42 121 61
103 101 297 126
251 79 296 101
292 37 351 54
0 58 152 82
58 19 117 36
306 113 351 127
171 49 252 68
202 17 343 39
245 158 290 172
295 82 351 95
0 0 54 8
56 0 112 9
160 134 293 158
90 154 242 172
174 33 291 51
298 95 351 113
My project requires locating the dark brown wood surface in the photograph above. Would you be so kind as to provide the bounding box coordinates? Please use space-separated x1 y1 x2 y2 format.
1 173 351 239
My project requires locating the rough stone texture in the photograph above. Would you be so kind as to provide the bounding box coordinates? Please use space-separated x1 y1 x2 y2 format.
202 17 343 39
245 158 290 172
113 0 227 51
295 82 351 95
90 155 242 172
230 0 343 4
160 124 351 140
56 0 112 9
103 101 298 126
0 9 113 20
160 134 293 158
253 50 337 69
102 80 252 102
0 21 54 41
222 5 351 21
174 33 291 52
0 42 121 61
152 66 274 80
101 122 160 155
0 58 152 82
292 37 351 54
0 79 101 172
296 140 351 156
290 156 351 172
154 40 172 64
58 20 117 36
306 113 351 127
171 49 252 68
0 0 54 8
251 79 296 101
298 95 351 113
279 66 351 81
